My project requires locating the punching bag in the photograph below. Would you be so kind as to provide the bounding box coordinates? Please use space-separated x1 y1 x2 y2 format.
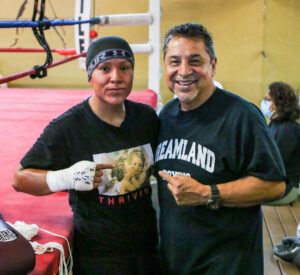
0 214 35 275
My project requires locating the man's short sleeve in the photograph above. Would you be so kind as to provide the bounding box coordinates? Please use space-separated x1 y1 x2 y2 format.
239 106 286 181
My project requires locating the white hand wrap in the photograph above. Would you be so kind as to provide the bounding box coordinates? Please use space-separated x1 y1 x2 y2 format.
46 161 96 192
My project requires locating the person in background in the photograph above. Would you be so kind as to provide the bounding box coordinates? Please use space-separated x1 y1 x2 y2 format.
261 81 300 205
155 22 286 275
11 36 160 275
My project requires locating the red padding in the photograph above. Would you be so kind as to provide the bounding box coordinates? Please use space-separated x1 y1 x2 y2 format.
128 89 157 109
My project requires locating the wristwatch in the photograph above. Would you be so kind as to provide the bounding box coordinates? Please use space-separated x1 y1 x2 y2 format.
206 184 221 210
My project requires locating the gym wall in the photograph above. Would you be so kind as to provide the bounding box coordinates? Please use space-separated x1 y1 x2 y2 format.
0 0 299 106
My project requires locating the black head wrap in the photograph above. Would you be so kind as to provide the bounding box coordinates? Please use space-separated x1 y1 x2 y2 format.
86 36 134 80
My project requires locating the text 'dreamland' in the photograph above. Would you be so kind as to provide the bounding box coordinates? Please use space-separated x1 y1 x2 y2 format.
155 139 215 173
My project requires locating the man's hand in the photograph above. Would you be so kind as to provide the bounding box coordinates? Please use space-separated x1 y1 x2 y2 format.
158 171 211 206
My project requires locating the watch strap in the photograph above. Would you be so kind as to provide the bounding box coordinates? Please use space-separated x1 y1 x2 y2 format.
206 184 221 209
211 184 220 198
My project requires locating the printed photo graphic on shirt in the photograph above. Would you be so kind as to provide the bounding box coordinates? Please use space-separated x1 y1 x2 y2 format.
93 144 154 196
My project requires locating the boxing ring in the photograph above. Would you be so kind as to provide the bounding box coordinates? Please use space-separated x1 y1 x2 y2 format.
0 1 160 274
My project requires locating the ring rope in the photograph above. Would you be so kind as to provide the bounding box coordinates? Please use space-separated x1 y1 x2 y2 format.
0 52 85 85
0 48 77 56
0 1 158 95
0 18 100 28
30 0 52 79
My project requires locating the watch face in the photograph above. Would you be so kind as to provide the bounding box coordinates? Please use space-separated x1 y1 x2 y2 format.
206 184 221 210
206 198 221 210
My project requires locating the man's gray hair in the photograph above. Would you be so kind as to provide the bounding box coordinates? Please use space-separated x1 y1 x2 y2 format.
163 22 216 63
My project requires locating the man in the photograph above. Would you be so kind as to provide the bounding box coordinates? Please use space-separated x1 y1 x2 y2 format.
155 23 286 275
12 36 160 274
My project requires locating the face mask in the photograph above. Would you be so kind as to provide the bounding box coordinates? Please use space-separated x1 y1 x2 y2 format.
260 99 274 118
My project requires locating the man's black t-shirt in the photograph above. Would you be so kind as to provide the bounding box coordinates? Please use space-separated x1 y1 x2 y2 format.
155 89 286 275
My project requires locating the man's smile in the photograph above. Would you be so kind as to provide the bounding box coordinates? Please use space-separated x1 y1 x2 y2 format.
175 79 198 86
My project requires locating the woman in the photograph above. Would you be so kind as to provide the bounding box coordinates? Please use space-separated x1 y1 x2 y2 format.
12 36 160 274
261 81 300 205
